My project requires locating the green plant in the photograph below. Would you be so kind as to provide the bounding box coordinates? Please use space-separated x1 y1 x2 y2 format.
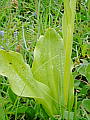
0 0 76 119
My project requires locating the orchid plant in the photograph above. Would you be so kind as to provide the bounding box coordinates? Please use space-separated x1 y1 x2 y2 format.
0 0 76 118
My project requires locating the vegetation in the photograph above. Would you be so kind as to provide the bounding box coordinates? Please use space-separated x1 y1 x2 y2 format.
0 0 90 120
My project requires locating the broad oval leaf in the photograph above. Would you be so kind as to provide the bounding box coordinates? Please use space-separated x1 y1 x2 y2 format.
0 50 50 99
32 28 65 114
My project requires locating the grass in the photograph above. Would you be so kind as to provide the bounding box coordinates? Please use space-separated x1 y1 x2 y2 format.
0 0 90 120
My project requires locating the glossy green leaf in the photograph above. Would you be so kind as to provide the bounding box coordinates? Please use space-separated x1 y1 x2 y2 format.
82 99 90 112
32 28 65 114
0 49 49 98
77 63 90 83
62 0 76 110
0 49 53 115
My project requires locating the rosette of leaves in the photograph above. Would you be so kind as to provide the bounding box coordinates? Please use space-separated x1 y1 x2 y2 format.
0 28 65 116
0 0 76 117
